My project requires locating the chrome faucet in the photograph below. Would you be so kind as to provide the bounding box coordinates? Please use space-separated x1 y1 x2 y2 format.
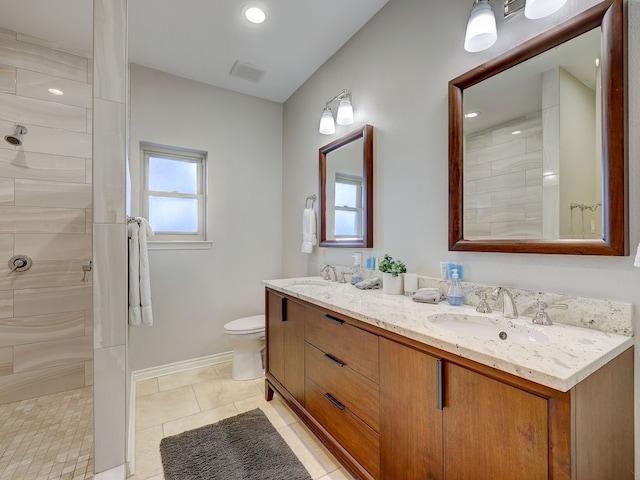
321 264 338 281
491 287 518 319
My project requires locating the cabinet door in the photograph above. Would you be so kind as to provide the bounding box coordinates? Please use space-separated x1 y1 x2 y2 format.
284 300 305 403
380 338 443 480
443 363 548 480
266 291 285 385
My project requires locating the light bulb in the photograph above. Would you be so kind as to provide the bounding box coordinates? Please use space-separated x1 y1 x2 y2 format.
245 7 266 24
336 98 354 125
464 0 497 53
319 107 335 135
524 0 568 19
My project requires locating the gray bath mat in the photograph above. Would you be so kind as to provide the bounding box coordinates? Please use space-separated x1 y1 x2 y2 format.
159 408 312 480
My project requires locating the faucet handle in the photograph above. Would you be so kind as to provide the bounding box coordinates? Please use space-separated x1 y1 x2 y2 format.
532 301 568 326
475 291 492 314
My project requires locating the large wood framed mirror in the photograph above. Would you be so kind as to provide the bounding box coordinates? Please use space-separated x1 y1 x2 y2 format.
319 124 373 248
449 0 626 255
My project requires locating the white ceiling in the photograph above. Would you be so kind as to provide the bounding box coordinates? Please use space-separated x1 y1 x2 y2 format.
0 0 389 103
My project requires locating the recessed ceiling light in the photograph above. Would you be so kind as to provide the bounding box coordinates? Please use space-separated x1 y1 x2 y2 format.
464 112 479 118
48 88 64 96
245 7 266 24
511 130 522 135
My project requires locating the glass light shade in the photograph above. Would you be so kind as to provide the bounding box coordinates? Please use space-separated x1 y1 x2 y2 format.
464 0 497 53
336 98 354 125
319 108 336 135
524 0 567 19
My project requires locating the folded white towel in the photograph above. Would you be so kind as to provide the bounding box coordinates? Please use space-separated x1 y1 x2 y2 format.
128 217 154 326
634 243 640 268
301 208 317 254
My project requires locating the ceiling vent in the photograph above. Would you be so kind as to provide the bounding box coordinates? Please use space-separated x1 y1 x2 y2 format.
229 61 265 83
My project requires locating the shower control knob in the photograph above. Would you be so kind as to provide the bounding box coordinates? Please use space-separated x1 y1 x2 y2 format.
8 254 32 273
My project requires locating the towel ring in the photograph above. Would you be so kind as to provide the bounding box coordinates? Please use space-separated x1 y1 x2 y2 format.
305 194 316 209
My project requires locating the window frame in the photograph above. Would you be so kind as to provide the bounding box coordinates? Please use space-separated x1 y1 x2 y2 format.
333 172 363 240
141 143 207 243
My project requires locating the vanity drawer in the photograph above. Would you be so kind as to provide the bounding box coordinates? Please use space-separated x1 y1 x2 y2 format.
305 342 380 432
305 306 379 383
305 377 380 479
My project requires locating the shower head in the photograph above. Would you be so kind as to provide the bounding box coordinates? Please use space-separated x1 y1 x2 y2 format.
4 125 28 146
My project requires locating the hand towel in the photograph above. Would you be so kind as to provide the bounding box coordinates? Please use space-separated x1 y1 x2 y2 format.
412 288 444 304
634 243 640 268
128 217 155 326
301 208 317 253
355 277 382 290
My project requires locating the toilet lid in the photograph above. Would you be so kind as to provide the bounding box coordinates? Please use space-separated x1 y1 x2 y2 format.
224 314 265 334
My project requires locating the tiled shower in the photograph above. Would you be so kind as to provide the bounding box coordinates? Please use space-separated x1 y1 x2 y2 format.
0 27 95 479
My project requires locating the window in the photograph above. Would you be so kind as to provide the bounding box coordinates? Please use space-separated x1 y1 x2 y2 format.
334 173 363 239
142 143 207 242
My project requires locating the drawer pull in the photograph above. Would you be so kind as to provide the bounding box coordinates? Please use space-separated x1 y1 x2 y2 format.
324 353 346 367
324 392 345 410
324 314 345 325
281 297 287 322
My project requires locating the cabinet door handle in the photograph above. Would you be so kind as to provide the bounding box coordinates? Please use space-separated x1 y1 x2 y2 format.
324 392 345 410
436 359 444 410
324 314 345 325
324 353 346 367
281 297 287 322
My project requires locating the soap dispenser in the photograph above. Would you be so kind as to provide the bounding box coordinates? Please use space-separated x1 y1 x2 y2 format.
446 269 465 306
351 253 363 285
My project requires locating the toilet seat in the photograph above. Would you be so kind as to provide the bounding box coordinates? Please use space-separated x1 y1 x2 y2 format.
223 314 265 335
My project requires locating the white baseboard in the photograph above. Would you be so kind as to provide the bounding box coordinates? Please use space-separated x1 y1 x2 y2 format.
126 351 234 475
94 464 126 480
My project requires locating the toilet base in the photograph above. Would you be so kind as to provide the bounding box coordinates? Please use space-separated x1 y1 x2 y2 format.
231 348 265 381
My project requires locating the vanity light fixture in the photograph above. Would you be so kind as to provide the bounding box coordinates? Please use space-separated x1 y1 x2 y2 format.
464 0 497 53
524 0 568 19
318 89 354 135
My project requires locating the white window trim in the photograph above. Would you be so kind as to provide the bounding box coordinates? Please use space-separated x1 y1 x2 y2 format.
141 143 208 244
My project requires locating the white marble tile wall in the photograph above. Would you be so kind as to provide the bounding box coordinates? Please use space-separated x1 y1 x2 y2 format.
464 114 543 239
0 28 93 406
92 0 128 474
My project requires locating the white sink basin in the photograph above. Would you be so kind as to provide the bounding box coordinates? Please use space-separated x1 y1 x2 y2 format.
428 313 549 344
290 279 332 287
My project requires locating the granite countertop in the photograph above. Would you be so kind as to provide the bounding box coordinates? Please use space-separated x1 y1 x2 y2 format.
263 276 634 392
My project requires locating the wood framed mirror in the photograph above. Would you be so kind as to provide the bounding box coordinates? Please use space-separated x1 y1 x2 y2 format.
449 0 626 255
319 124 373 248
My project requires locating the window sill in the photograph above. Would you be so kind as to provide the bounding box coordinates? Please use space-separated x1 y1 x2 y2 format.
147 241 213 251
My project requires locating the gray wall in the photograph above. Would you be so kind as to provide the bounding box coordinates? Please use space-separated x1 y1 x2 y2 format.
128 64 283 371
281 0 640 470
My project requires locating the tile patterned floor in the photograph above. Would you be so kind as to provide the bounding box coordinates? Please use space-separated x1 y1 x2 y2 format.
130 361 357 480
0 386 93 480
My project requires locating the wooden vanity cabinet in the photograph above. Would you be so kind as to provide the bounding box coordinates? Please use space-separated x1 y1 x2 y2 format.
265 289 634 480
265 291 305 404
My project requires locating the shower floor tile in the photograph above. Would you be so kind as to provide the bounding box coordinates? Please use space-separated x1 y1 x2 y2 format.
0 386 93 480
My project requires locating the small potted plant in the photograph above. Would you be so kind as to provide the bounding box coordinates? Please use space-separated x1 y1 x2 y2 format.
378 254 407 295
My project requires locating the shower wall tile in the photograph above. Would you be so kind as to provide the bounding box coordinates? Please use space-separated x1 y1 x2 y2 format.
476 138 526 164
15 179 92 208
492 220 541 238
475 171 526 195
93 223 126 349
0 347 11 375
0 234 13 259
16 234 92 260
526 168 543 186
0 28 16 41
93 0 126 103
86 158 93 184
0 205 86 234
0 177 14 204
0 92 88 132
0 121 91 158
0 37 88 82
13 334 92 373
85 359 94 386
0 259 91 290
94 345 126 473
491 152 542 176
0 149 86 183
15 33 92 60
0 362 85 404
0 290 12 319
93 98 125 223
0 65 16 93
85 309 94 336
86 207 93 234
0 311 85 347
13 284 92 317
492 186 542 207
17 69 92 108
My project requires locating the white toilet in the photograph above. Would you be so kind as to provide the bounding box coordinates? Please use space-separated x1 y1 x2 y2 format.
223 314 266 380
